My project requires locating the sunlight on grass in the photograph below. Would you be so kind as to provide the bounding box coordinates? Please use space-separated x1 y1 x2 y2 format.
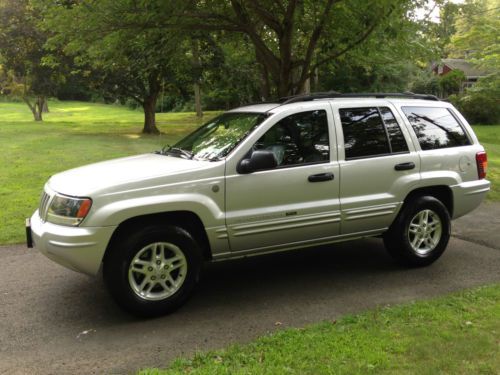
0 100 217 244
139 284 500 375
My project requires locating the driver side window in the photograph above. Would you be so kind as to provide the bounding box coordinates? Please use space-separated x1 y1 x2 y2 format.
252 110 330 168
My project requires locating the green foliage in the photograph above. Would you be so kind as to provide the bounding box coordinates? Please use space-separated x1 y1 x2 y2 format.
449 0 500 71
439 69 466 96
431 1 462 55
42 0 192 133
0 0 63 119
409 71 440 96
450 73 500 124
139 284 500 374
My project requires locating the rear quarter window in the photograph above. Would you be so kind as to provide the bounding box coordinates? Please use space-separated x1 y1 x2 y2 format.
402 107 471 150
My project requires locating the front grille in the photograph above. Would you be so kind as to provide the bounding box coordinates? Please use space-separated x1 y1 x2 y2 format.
39 191 51 221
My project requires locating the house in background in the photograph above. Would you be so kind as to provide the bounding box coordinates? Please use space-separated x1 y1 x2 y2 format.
432 58 489 92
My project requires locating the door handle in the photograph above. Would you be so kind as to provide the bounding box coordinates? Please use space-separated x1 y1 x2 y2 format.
394 162 415 171
308 173 334 182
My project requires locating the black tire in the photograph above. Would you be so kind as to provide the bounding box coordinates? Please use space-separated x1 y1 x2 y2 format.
103 224 202 317
384 196 451 267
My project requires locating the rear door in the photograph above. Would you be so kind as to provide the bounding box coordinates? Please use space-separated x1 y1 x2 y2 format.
331 101 421 235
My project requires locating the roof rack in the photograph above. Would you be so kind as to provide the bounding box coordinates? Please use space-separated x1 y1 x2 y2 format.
280 91 439 105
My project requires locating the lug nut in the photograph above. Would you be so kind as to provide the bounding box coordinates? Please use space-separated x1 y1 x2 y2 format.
148 266 154 272
161 274 166 279
156 260 161 265
164 265 169 270
151 276 156 280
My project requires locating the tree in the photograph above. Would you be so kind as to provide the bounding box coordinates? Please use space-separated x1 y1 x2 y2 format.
445 0 499 124
449 0 499 71
43 0 188 134
432 1 461 55
318 2 438 94
0 0 59 121
99 0 432 98
162 0 433 98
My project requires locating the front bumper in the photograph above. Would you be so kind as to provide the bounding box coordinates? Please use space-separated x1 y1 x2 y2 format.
29 211 117 275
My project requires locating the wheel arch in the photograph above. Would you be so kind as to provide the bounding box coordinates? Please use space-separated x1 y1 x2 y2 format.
402 185 453 217
103 211 212 264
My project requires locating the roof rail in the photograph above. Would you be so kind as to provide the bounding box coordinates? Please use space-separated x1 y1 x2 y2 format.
280 91 440 104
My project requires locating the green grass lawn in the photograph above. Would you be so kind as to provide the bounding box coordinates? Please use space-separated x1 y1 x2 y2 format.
140 284 500 375
0 100 217 244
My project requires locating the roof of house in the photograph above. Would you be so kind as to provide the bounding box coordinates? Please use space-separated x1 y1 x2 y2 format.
442 58 489 78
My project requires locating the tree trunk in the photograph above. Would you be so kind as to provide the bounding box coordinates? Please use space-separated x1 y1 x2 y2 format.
23 97 42 121
194 83 203 118
192 39 203 118
142 95 160 134
301 78 311 94
257 53 271 100
36 96 45 120
42 100 49 113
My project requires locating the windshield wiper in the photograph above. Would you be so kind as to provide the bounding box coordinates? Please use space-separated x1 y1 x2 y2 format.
157 146 194 160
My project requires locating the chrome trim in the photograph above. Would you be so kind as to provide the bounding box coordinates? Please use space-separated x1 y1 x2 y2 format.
48 240 98 248
215 228 228 239
38 191 52 222
344 203 398 221
231 212 341 237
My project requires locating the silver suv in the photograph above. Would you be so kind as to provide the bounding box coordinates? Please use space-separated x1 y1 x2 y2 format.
27 93 490 316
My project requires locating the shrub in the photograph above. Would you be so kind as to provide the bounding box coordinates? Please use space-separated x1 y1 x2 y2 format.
450 73 500 125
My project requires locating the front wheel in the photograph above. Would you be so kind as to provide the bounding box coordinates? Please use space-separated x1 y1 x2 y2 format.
384 196 451 267
103 224 202 317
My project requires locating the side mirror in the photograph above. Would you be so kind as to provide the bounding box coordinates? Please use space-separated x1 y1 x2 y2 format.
238 150 278 174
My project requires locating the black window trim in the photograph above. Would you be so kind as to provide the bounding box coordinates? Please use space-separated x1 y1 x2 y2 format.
341 106 410 161
376 107 393 154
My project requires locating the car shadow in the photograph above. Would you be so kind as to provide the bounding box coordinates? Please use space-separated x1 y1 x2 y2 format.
48 237 398 325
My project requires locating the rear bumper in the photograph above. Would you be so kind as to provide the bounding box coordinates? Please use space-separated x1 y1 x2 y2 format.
30 211 116 275
451 179 490 219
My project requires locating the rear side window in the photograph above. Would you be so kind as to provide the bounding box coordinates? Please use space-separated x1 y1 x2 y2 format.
402 107 471 150
340 107 408 159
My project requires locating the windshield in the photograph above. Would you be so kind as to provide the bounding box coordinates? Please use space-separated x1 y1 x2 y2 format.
165 112 267 161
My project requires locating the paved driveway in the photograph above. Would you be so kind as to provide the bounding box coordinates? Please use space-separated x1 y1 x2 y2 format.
1 205 499 374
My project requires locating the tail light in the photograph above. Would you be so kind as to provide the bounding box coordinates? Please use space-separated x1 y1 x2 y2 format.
476 151 487 179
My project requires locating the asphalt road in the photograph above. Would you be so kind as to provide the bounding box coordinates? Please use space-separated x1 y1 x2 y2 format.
1 211 500 374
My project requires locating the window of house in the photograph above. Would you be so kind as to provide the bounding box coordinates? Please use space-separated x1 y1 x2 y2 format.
402 106 471 150
252 110 329 167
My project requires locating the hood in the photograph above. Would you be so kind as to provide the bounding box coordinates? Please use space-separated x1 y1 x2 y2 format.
48 153 212 197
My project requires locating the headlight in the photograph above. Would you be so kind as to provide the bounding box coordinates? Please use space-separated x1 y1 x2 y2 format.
47 194 92 226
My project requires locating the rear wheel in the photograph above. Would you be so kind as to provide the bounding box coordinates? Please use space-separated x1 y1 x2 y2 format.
104 224 202 317
384 196 451 267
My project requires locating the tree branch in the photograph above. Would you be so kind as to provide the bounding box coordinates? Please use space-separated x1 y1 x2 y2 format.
312 6 393 71
246 1 283 36
296 0 338 90
230 0 281 78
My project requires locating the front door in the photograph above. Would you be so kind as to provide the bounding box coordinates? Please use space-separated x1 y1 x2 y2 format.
225 105 341 254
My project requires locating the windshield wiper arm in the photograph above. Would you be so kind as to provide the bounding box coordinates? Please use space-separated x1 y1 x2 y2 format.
161 146 194 159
